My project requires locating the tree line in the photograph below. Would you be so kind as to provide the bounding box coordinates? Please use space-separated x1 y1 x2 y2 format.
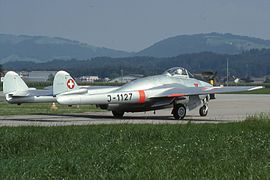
2 49 270 78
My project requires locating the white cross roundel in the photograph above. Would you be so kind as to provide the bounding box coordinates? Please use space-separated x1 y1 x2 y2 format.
67 79 75 89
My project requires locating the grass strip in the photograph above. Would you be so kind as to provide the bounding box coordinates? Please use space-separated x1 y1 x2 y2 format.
0 119 269 179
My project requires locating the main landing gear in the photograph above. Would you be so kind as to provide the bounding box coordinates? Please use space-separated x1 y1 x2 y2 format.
172 99 209 120
112 110 125 118
172 104 186 120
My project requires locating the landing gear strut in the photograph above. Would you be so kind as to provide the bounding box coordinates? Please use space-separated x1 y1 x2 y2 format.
112 111 125 118
172 104 186 120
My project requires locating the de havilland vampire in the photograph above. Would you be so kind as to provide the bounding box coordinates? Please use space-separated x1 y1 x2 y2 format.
53 67 262 119
3 71 55 104
3 67 263 119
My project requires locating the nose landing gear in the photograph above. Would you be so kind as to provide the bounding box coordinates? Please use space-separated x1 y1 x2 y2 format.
199 97 209 116
199 105 208 116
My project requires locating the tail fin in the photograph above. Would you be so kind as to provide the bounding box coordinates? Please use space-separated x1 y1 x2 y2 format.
53 71 79 95
3 71 28 95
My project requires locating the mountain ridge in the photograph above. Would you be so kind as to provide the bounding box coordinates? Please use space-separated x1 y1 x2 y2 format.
136 32 270 57
3 49 270 78
1 32 270 63
0 34 133 63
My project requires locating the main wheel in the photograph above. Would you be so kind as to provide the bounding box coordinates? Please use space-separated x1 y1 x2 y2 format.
199 105 208 116
112 111 125 118
172 104 186 120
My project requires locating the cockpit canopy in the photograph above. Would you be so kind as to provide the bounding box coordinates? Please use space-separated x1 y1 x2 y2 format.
163 67 194 78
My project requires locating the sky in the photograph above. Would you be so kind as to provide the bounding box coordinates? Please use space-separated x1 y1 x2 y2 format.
0 0 270 52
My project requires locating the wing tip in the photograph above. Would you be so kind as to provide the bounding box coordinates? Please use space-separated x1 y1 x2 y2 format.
248 86 264 91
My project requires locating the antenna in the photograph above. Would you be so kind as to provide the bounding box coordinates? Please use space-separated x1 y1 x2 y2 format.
226 58 229 86
121 69 124 83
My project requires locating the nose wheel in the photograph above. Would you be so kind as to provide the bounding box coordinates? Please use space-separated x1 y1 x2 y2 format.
172 104 186 120
199 105 208 116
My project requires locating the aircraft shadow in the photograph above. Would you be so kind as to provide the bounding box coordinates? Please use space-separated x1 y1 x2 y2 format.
1 113 234 123
32 113 233 123
0 118 74 123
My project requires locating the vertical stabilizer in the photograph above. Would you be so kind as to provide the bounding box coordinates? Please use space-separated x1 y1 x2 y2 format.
53 71 79 95
3 71 28 94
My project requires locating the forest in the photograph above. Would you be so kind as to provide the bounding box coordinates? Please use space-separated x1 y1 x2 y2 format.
2 49 270 78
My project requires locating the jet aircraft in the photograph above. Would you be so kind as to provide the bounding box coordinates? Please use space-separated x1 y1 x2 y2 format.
3 71 55 104
2 71 117 105
53 67 263 119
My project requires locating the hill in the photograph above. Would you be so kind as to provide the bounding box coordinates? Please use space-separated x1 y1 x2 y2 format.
0 34 132 63
3 49 270 78
137 33 270 57
2 33 270 63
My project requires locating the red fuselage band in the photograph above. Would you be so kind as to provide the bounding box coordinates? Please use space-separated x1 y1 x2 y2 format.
138 90 146 103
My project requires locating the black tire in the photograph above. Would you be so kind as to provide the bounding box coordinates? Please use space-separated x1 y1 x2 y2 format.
199 105 208 116
173 104 186 120
209 94 216 100
112 111 125 118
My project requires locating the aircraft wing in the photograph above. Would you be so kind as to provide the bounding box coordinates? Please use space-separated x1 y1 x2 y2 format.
149 86 263 98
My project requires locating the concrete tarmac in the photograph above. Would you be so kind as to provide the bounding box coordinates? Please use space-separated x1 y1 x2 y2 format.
0 94 270 126
0 91 4 102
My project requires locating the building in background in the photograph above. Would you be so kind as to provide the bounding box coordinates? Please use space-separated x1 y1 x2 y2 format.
79 76 100 83
24 71 57 82
110 74 144 83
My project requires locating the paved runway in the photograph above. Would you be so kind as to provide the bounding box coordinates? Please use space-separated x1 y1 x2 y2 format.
0 91 4 102
0 94 270 126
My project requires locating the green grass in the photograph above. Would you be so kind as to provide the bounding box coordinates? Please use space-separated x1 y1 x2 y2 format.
0 102 100 116
0 119 269 179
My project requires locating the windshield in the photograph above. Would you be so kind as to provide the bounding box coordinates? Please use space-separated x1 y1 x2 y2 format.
163 67 193 78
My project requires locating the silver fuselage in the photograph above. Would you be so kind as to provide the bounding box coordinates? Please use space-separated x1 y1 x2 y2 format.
57 74 212 112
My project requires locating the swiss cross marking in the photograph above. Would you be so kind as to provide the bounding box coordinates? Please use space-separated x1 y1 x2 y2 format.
67 79 75 89
194 83 199 87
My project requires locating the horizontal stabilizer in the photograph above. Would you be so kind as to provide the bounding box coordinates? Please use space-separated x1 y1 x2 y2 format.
28 88 37 91
8 91 29 97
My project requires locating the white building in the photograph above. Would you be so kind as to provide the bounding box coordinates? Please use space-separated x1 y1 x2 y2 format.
110 75 143 83
24 71 56 82
79 76 100 82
